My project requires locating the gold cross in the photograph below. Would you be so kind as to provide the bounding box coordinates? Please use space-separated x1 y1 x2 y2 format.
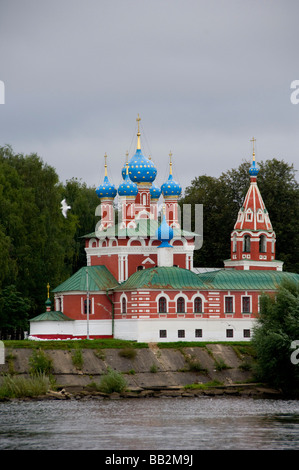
250 137 256 154
47 283 50 298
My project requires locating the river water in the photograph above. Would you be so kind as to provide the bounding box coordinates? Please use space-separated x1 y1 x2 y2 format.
0 397 299 450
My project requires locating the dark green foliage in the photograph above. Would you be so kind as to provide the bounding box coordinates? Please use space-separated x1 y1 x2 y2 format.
0 145 99 335
251 280 299 394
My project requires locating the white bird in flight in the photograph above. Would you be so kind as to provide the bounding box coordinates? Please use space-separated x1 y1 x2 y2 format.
61 199 71 218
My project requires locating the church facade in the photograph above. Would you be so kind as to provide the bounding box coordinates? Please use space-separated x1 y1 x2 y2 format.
29 119 299 342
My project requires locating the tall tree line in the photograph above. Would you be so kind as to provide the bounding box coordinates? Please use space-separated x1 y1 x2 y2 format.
0 145 98 338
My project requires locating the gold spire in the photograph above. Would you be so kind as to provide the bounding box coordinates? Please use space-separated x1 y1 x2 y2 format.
126 161 129 175
104 153 108 176
47 283 50 299
169 151 173 175
125 151 129 162
250 137 256 161
136 114 141 150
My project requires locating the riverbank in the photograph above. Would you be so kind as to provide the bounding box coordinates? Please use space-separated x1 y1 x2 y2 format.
0 340 285 400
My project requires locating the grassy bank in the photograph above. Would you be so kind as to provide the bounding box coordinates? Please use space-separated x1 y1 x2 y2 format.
3 338 149 350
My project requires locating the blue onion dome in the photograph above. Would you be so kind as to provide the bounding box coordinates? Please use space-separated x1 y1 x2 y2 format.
127 149 157 183
156 211 174 248
150 183 161 200
125 115 157 183
161 173 182 197
249 156 259 177
95 154 117 199
161 153 182 197
118 164 138 197
121 151 129 180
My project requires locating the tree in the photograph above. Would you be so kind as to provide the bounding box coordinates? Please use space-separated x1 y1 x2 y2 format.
251 280 299 394
0 285 31 339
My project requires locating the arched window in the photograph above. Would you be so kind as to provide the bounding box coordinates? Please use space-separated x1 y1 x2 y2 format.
122 297 127 314
177 297 185 313
243 235 251 253
259 235 267 253
232 234 237 253
194 297 202 313
158 297 167 313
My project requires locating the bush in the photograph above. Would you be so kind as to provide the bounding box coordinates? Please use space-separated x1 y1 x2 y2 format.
118 348 136 359
251 280 299 393
0 373 50 399
71 349 83 370
214 358 231 371
29 348 53 375
98 368 127 394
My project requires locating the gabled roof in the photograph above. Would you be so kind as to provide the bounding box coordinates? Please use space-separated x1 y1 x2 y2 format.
30 311 73 322
52 266 119 293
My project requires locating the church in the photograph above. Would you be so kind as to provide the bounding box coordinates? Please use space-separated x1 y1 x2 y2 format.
29 117 299 342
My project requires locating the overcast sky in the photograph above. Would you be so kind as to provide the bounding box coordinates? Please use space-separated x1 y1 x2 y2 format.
0 0 298 193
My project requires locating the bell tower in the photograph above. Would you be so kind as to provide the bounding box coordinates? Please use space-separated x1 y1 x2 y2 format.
224 138 283 271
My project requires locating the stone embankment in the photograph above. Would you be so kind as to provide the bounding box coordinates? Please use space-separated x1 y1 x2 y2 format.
0 343 282 399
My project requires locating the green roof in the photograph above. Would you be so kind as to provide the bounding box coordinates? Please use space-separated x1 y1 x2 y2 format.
81 218 200 240
115 266 205 290
115 267 299 292
30 311 73 322
52 266 119 293
196 269 299 291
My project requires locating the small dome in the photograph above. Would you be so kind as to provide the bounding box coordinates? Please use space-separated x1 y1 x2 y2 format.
96 175 117 199
161 173 182 197
150 183 161 200
249 159 259 177
156 213 174 248
127 149 157 183
118 171 138 197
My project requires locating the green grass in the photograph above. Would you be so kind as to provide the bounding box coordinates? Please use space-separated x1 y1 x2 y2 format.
184 380 223 390
0 373 50 399
71 349 84 370
3 339 149 350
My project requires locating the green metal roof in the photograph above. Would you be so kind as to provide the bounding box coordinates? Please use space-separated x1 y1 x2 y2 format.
196 269 299 291
30 311 73 322
115 267 299 292
115 266 205 290
81 218 200 240
52 266 119 293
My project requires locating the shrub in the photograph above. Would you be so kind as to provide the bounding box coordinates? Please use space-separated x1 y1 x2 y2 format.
0 373 50 399
29 349 53 375
71 349 83 370
98 368 127 394
214 358 231 371
150 363 158 373
118 348 137 360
